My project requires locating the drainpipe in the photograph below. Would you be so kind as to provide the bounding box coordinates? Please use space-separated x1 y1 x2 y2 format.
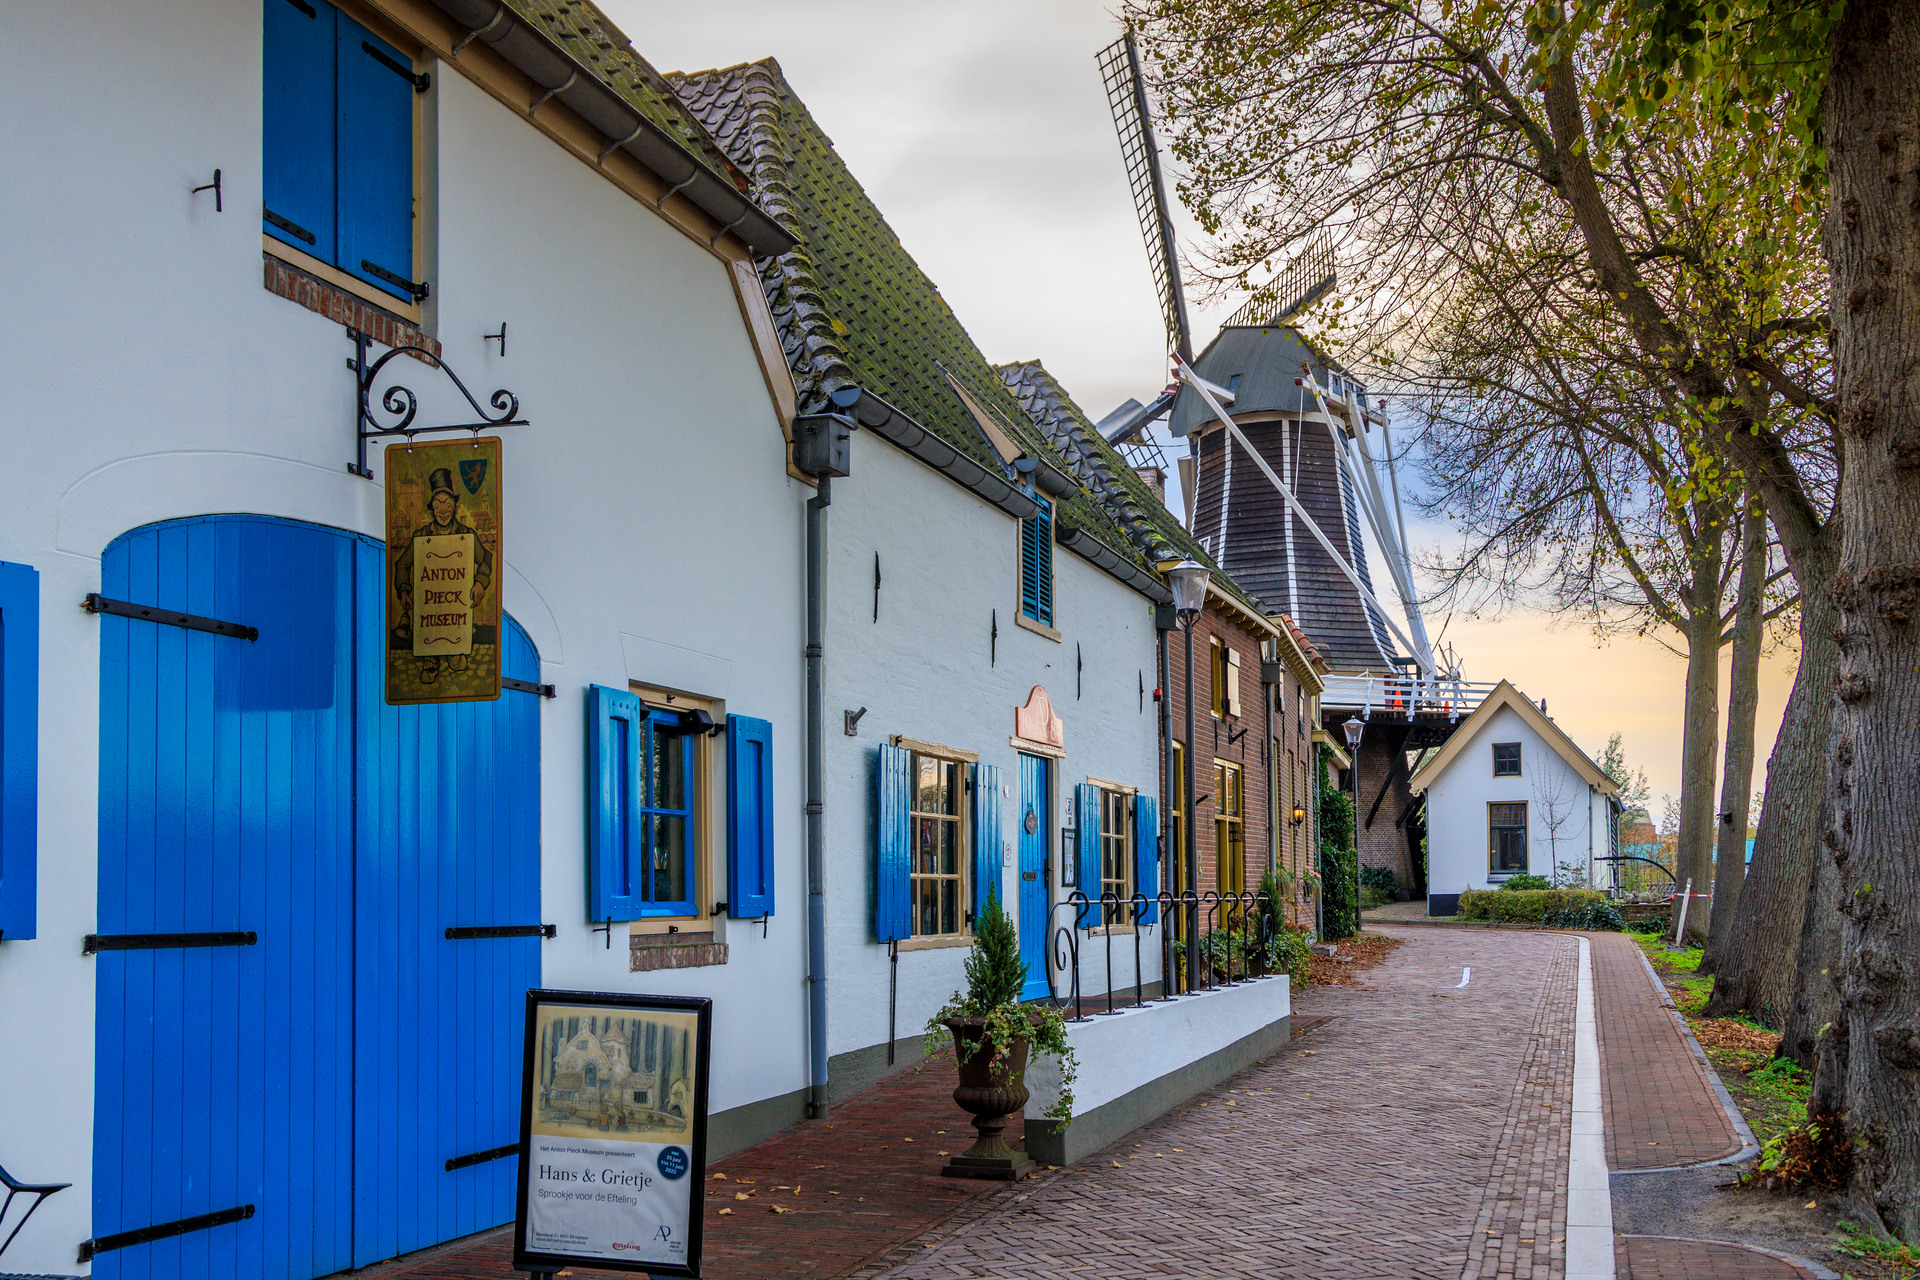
1183 617 1199 990
804 474 831 1119
1156 614 1174 996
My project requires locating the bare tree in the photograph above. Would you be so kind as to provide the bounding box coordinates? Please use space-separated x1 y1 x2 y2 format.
1531 768 1584 887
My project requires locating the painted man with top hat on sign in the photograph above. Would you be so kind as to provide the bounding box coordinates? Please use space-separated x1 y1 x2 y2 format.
393 464 495 684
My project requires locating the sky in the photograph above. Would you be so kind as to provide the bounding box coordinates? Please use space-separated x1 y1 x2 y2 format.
610 0 1801 807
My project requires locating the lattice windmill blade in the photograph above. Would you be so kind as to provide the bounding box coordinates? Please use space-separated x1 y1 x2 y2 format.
1222 231 1338 330
1098 32 1192 363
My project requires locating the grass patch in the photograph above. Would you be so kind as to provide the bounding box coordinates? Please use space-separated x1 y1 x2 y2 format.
1635 936 1712 1013
1835 1220 1919 1278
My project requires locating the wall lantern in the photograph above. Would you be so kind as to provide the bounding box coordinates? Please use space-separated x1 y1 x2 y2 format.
1168 560 1211 624
1291 805 1307 825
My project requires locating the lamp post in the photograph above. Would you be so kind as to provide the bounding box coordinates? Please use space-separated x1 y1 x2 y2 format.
1168 560 1210 993
1342 715 1365 935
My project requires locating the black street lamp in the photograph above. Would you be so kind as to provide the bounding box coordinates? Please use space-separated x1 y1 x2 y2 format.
1168 560 1209 991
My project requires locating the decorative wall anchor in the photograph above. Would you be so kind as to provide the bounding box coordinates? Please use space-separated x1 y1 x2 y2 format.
484 322 506 357
844 706 867 737
190 169 222 212
347 328 527 478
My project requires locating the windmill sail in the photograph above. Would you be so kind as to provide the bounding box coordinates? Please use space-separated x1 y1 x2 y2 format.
1098 33 1192 363
1222 232 1339 330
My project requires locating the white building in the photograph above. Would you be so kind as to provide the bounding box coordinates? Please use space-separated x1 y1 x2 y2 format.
671 60 1171 1107
1407 681 1620 915
0 2 816 1275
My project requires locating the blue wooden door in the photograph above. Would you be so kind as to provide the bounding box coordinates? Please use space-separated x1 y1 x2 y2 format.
1016 753 1051 1001
351 538 541 1264
94 517 539 1280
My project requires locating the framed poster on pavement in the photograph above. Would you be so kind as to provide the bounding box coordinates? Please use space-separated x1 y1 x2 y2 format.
513 989 713 1277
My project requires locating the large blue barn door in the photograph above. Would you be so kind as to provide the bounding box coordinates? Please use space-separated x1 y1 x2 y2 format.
350 537 541 1265
93 516 540 1280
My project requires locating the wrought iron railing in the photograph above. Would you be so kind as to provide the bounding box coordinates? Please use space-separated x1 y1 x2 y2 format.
1044 891 1283 1022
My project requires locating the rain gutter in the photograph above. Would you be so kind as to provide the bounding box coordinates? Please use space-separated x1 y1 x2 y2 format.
824 386 1040 521
429 0 795 259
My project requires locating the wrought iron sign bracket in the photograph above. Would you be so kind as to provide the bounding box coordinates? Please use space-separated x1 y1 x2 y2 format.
348 328 527 479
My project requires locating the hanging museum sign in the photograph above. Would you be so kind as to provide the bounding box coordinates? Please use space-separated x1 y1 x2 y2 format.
514 990 713 1278
384 437 503 704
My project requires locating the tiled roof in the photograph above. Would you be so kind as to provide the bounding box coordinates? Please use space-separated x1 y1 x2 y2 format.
995 359 1275 620
502 0 746 191
666 59 1142 562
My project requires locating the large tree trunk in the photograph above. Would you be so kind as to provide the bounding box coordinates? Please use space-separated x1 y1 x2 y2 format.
1825 0 1920 1241
1674 538 1725 944
1701 498 1767 967
1781 814 1842 1068
1704 557 1838 1026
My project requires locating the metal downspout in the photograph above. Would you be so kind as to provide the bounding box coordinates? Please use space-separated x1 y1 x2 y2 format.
1158 624 1174 996
805 477 831 1118
1183 619 1199 990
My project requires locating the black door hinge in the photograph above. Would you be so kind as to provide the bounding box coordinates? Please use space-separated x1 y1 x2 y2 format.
362 41 430 92
361 259 429 302
83 594 258 642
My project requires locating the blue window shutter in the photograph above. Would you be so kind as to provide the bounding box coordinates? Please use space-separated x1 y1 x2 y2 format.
1019 501 1054 627
1133 794 1159 924
0 562 38 941
1075 782 1101 927
970 763 1002 926
726 714 774 918
262 0 337 261
587 684 645 922
336 13 416 300
874 743 911 941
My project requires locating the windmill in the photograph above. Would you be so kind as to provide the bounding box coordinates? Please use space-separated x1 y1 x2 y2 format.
1095 29 1441 688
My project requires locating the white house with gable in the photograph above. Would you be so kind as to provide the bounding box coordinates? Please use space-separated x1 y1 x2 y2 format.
0 2 816 1276
1408 681 1621 915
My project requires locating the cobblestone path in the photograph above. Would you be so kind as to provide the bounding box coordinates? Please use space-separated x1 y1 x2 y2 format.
871 927 1581 1280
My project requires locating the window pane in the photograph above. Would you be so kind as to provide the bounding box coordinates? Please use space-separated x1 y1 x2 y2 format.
943 762 961 815
648 813 687 903
652 724 686 811
916 755 939 813
939 818 958 875
916 817 938 874
941 879 958 935
916 879 937 936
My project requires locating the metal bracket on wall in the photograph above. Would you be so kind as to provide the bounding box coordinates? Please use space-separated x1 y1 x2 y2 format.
347 328 528 479
190 169 222 212
844 706 867 737
501 676 556 699
591 916 615 950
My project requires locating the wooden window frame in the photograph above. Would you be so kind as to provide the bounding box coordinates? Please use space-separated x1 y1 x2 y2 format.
628 686 717 933
907 748 972 941
1489 801 1529 874
1098 786 1134 925
1492 741 1523 777
1215 758 1246 894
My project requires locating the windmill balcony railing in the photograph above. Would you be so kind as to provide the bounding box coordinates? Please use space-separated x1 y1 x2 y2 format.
1045 890 1284 1021
1318 672 1499 722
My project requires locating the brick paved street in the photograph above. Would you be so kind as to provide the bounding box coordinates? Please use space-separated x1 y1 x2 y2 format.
363 923 1825 1280
1589 934 1744 1170
876 926 1581 1280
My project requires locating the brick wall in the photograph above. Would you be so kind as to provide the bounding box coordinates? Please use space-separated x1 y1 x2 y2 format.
1157 604 1315 927
1351 734 1417 893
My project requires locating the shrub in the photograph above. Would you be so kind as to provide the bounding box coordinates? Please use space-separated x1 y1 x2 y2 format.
1319 841 1358 938
1458 888 1606 923
1359 865 1398 893
1270 926 1315 989
1541 901 1627 930
1498 873 1552 891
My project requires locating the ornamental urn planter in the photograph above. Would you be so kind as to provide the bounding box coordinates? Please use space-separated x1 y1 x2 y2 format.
940 1015 1034 1180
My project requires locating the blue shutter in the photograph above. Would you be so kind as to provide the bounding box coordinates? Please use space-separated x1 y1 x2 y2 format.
0 561 38 941
1075 782 1101 927
971 762 1003 926
337 12 417 300
1133 794 1159 924
726 714 774 918
1019 501 1054 627
587 684 645 922
262 0 337 260
874 743 912 941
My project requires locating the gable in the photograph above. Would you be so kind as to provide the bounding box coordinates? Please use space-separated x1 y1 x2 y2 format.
1407 681 1616 794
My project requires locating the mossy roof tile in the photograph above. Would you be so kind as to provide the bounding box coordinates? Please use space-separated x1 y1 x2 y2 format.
667 58 1141 562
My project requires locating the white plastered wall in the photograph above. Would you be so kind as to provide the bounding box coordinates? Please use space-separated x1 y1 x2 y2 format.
820 438 1163 1061
0 5 805 1268
1422 704 1605 896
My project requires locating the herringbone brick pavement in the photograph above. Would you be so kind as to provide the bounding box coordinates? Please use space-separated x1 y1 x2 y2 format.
1615 1235 1818 1278
873 927 1581 1280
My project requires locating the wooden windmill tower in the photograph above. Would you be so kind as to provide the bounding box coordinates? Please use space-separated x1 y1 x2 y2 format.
1098 33 1490 893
